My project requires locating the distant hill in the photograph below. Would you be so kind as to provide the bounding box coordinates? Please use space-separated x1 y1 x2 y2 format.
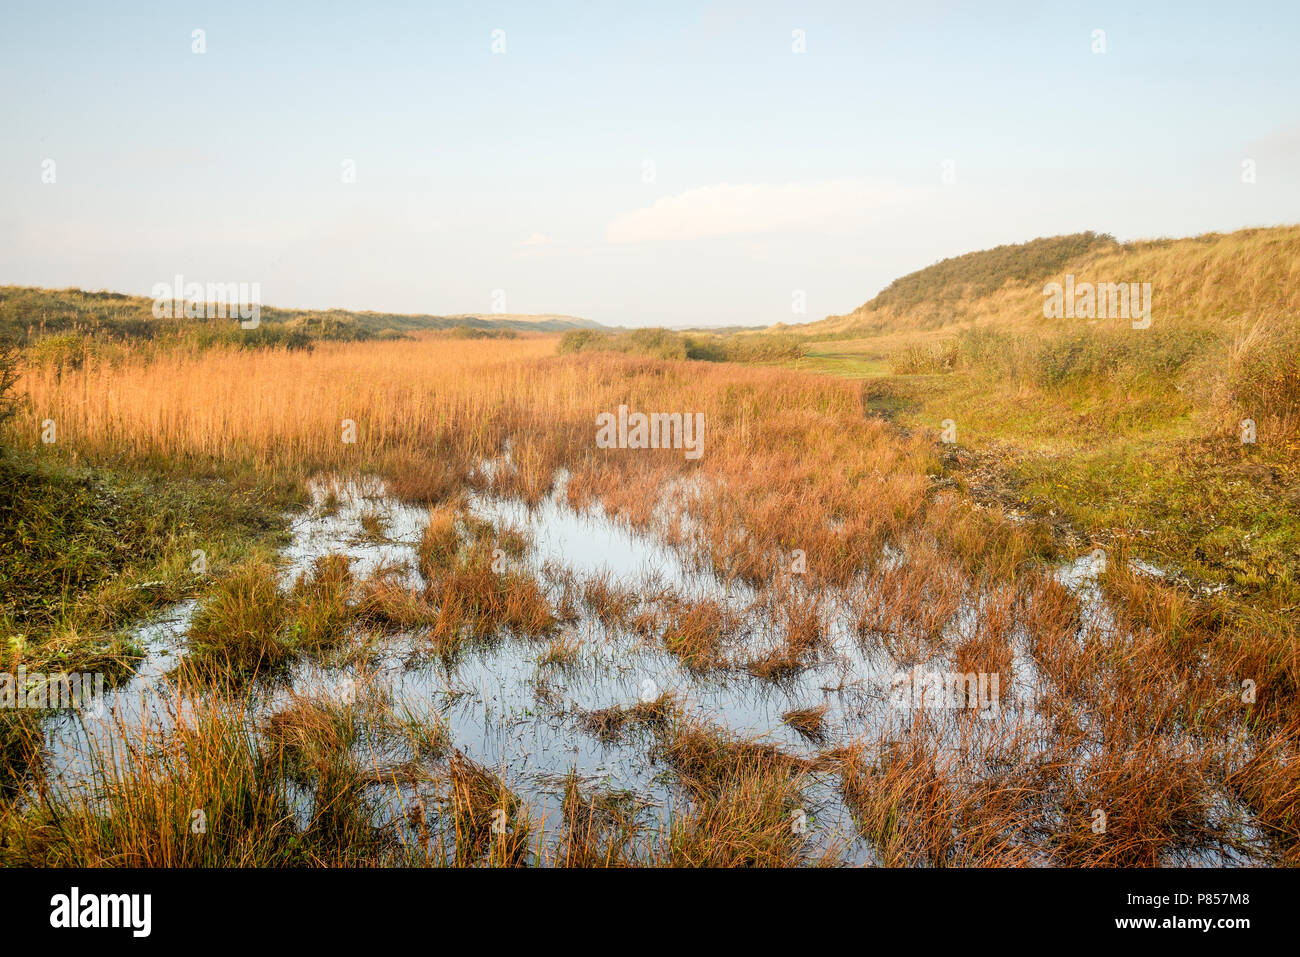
0 285 604 346
801 225 1300 337
293 309 602 335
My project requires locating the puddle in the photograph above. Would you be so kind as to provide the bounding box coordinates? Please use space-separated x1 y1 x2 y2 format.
36 473 1261 866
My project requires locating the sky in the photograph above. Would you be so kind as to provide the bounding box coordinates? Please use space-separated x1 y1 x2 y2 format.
2 0 1299 327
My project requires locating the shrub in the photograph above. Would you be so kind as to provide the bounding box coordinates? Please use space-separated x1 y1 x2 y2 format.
557 329 611 354
0 346 18 440
722 333 804 363
890 340 960 374
448 325 517 340
559 328 802 364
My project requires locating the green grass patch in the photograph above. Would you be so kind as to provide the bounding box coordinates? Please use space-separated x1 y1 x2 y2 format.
0 448 302 673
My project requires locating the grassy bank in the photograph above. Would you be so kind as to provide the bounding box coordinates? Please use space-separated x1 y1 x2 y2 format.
777 228 1300 622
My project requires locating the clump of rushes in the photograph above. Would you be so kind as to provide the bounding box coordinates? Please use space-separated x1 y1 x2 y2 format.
1226 729 1300 864
265 695 367 853
383 457 464 505
837 734 1040 867
628 603 663 639
493 523 530 559
656 719 811 797
1 680 303 866
411 502 552 641
263 690 392 861
560 770 646 866
425 540 554 640
781 704 829 744
581 574 639 629
838 737 969 866
578 691 679 743
446 751 532 867
780 590 826 660
660 597 731 672
747 585 827 680
417 502 461 579
187 558 294 679
357 566 439 632
188 553 359 679
489 438 564 506
654 717 812 867
1032 735 1216 867
744 649 803 681
662 762 807 867
286 554 357 652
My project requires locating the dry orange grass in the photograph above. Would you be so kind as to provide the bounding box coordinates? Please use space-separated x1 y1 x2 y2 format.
17 334 553 470
15 332 938 591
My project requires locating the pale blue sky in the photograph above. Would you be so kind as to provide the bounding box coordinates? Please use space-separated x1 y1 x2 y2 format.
3 1 1298 326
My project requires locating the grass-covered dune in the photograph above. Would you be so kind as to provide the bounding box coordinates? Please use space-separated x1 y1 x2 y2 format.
812 225 1300 336
776 226 1300 627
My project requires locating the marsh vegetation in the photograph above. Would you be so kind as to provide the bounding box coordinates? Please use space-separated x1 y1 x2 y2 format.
1 226 1296 867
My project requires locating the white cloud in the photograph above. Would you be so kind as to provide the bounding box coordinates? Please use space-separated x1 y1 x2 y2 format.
520 232 550 246
606 179 912 243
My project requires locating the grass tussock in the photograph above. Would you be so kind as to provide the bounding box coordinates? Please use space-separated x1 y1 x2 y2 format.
578 691 679 743
660 597 731 672
781 704 829 744
446 751 532 867
187 553 361 679
654 718 812 867
837 737 1032 867
559 771 646 867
